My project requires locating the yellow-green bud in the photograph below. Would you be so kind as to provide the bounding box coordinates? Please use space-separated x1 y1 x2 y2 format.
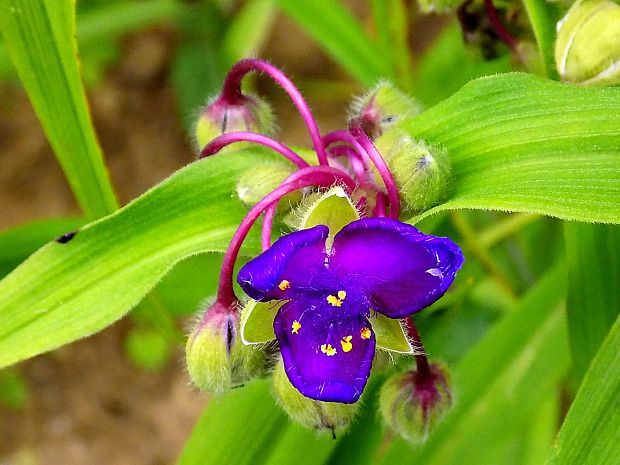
375 129 451 213
236 162 301 210
186 301 266 395
272 357 359 435
555 0 620 86
349 81 422 139
194 93 275 150
379 364 452 444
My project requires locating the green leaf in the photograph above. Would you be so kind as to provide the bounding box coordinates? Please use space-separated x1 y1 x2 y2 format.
547 312 620 465
378 264 570 465
276 0 391 86
0 217 82 279
0 0 118 219
413 24 512 106
0 151 265 369
177 380 288 465
404 74 620 224
522 0 561 79
564 223 620 381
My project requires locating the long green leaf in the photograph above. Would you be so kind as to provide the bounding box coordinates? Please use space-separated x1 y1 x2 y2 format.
0 151 265 369
405 74 620 224
0 0 118 219
177 380 288 465
0 217 82 279
522 0 561 79
378 264 569 465
564 223 620 381
276 0 391 86
547 312 620 465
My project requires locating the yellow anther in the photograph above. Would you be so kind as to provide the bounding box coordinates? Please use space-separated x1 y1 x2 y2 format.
278 279 291 291
340 335 353 352
326 295 342 307
337 290 347 300
291 320 301 334
360 327 372 340
320 344 337 356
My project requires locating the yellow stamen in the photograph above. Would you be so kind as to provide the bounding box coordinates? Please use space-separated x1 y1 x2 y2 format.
340 335 353 352
278 279 291 291
291 320 301 334
326 295 342 307
320 343 337 356
360 327 372 340
337 290 347 300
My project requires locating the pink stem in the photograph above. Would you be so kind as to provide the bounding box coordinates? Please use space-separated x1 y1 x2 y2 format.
217 166 357 307
328 145 368 183
199 131 309 169
259 166 358 251
220 59 329 166
374 192 387 218
483 0 519 55
349 123 400 219
404 316 432 381
261 204 277 251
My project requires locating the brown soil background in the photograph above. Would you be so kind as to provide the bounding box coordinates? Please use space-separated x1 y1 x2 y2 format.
0 7 444 464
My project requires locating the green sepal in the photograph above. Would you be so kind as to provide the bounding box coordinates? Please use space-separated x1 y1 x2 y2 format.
299 186 360 247
373 314 414 354
240 299 284 344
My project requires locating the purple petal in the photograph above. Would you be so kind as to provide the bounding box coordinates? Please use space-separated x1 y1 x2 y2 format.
330 218 464 318
274 298 375 403
237 225 328 301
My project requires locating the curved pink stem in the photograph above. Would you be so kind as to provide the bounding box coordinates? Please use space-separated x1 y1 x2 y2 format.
328 145 368 183
220 59 329 166
261 204 277 251
259 166 357 251
199 131 309 169
349 123 400 219
374 192 387 218
217 166 357 307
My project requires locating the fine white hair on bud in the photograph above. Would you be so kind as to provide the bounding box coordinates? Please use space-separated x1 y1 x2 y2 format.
194 92 275 151
379 364 452 444
374 128 451 213
272 357 359 436
185 301 267 395
348 81 423 139
236 162 301 211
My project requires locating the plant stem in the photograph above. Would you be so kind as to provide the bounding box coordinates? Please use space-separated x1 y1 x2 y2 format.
216 166 357 307
404 316 432 381
220 58 329 165
200 131 309 169
349 124 401 219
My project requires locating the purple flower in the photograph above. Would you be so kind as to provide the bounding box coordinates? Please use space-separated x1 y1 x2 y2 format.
237 217 464 404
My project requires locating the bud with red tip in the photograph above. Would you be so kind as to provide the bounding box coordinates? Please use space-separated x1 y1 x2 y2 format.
379 363 452 443
194 93 275 150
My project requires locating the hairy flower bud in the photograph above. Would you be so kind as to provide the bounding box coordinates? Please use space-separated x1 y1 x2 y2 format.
555 0 620 86
236 162 301 210
379 364 452 444
272 357 359 435
186 300 266 394
349 81 422 139
194 93 275 149
375 129 450 213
